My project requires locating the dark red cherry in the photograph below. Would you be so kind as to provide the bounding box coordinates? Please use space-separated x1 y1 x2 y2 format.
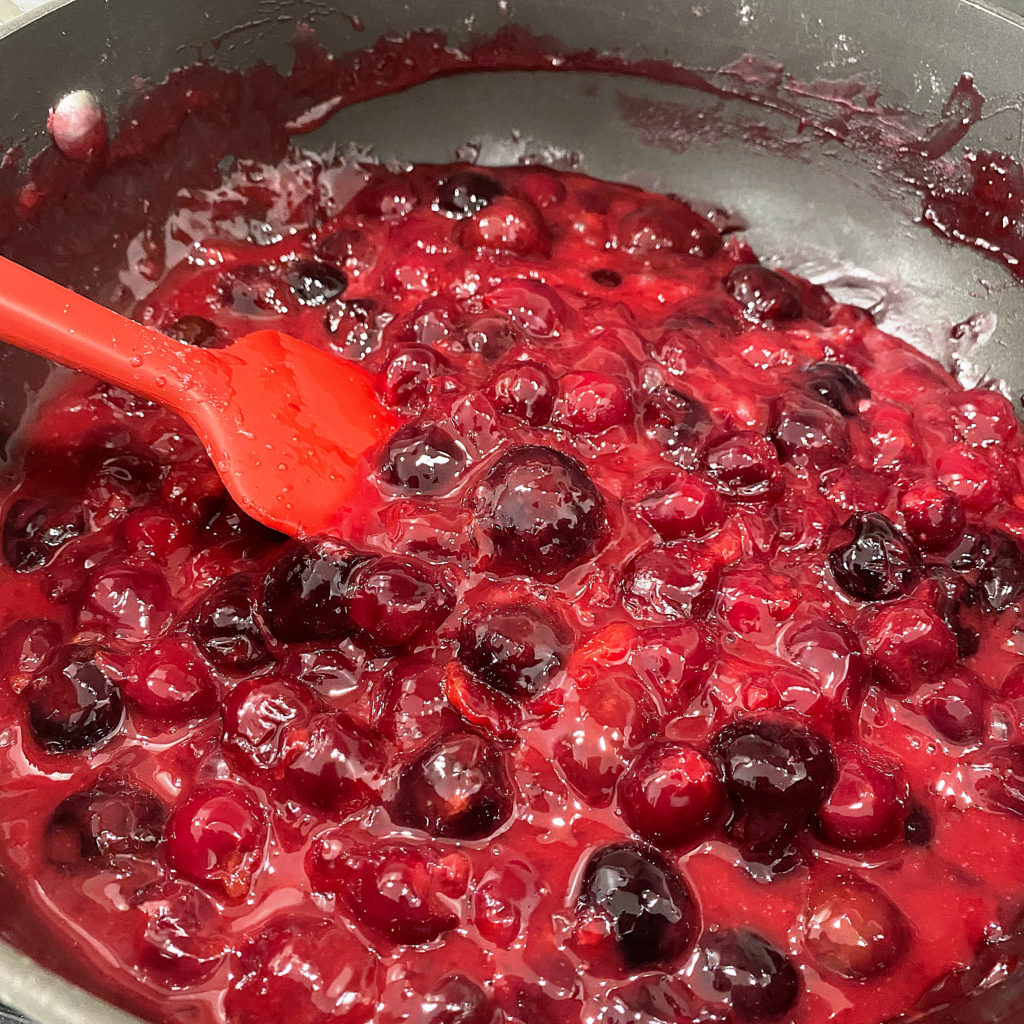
393 732 513 840
284 259 346 306
262 539 359 643
165 781 267 899
725 265 802 323
803 361 870 416
576 842 697 970
347 556 454 649
163 314 227 349
280 712 382 813
3 497 85 571
618 200 720 258
381 422 467 495
489 361 557 425
473 445 606 577
457 604 565 701
381 346 451 413
308 836 463 944
974 744 1024 818
770 398 851 471
977 530 1024 612
694 928 800 1022
829 513 921 602
45 778 165 871
434 171 505 218
803 875 909 980
713 717 836 859
703 432 782 501
619 742 722 847
424 976 499 1024
188 576 271 672
24 644 125 753
816 746 907 849
621 545 720 621
898 483 965 551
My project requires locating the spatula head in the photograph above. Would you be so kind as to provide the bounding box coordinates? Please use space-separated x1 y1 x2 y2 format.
187 329 398 537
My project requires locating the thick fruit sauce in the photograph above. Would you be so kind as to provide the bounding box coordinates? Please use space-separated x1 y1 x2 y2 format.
3 155 1024 1024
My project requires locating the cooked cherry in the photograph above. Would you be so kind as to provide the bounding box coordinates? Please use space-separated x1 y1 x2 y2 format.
225 915 379 1024
829 513 921 602
555 674 658 806
619 742 722 847
222 675 319 777
309 836 461 944
381 346 451 413
577 842 697 969
640 385 712 463
621 545 720 621
45 779 164 871
123 638 217 720
619 200 720 258
134 879 228 987
473 445 606 577
393 732 513 840
80 564 172 638
557 372 631 432
977 530 1024 612
713 717 836 858
703 432 782 501
864 600 957 695
188 576 271 672
163 314 227 349
725 265 802 323
381 422 467 495
694 928 800 1022
462 196 548 255
770 398 851 471
457 604 565 700
24 644 125 753
280 712 381 812
489 361 558 425
165 781 267 898
920 668 988 743
3 497 85 571
434 171 505 218
262 539 358 643
803 361 870 416
898 482 965 551
803 875 909 980
284 259 346 306
0 618 61 681
347 555 453 648
635 473 725 541
974 744 1024 818
424 976 499 1024
816 746 907 849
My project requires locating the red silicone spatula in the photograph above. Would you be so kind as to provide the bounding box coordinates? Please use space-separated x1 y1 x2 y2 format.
0 255 399 537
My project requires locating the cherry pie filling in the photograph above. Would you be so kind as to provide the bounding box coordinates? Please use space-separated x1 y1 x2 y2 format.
1 158 1024 1024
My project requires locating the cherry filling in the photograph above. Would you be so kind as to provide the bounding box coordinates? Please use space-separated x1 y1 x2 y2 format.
0 158 1024 1024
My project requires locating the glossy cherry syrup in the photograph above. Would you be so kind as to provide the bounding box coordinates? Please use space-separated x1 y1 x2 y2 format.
3 152 1024 1024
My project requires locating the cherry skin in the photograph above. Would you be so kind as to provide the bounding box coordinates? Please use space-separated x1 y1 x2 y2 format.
898 482 965 552
829 513 921 602
703 432 782 501
725 265 802 322
164 781 268 899
556 371 631 433
381 422 466 495
920 668 988 744
618 742 723 847
803 875 910 980
489 361 557 425
863 600 958 695
188 576 271 672
2 497 85 571
635 473 725 541
803 361 870 416
392 732 513 840
122 638 217 720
